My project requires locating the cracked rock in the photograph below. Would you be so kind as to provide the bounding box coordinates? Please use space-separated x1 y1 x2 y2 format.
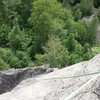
1 54 100 100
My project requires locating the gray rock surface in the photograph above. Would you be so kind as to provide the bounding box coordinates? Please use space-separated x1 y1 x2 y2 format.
0 54 100 100
0 64 52 94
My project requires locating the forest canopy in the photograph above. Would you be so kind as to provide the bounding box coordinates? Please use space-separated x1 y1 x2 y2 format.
0 0 100 70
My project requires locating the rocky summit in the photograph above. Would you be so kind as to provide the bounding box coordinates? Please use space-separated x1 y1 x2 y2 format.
0 64 53 94
0 54 100 100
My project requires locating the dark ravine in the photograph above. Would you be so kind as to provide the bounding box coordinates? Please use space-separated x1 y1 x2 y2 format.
0 64 53 94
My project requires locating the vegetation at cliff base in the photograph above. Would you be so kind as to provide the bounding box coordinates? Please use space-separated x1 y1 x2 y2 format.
0 0 100 70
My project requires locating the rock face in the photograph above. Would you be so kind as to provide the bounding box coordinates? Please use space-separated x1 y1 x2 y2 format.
0 64 53 94
1 54 100 100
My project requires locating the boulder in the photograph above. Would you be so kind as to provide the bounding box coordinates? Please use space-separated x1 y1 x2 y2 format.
0 54 100 100
0 64 52 94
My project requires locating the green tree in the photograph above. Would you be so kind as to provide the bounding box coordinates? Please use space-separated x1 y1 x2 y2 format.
0 58 9 70
80 0 94 16
0 0 8 24
93 0 100 8
82 43 91 60
90 46 100 57
84 16 99 45
97 7 100 23
74 9 82 21
0 24 11 46
15 0 33 28
0 48 10 70
7 51 29 68
29 0 72 56
35 36 69 68
8 26 28 52
0 0 16 26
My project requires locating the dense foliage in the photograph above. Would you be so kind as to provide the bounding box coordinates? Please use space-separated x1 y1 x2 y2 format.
0 0 100 70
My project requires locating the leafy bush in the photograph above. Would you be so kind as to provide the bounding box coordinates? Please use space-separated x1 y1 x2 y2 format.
73 9 82 21
8 26 29 52
91 46 100 57
0 58 9 70
69 53 83 65
0 0 100 70
7 51 29 68
97 7 100 23
80 0 94 16
0 48 11 61
83 16 99 45
0 24 11 46
0 48 29 69
93 0 100 8
29 0 73 54
16 51 29 67
0 48 10 70
35 36 69 68
7 55 20 68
